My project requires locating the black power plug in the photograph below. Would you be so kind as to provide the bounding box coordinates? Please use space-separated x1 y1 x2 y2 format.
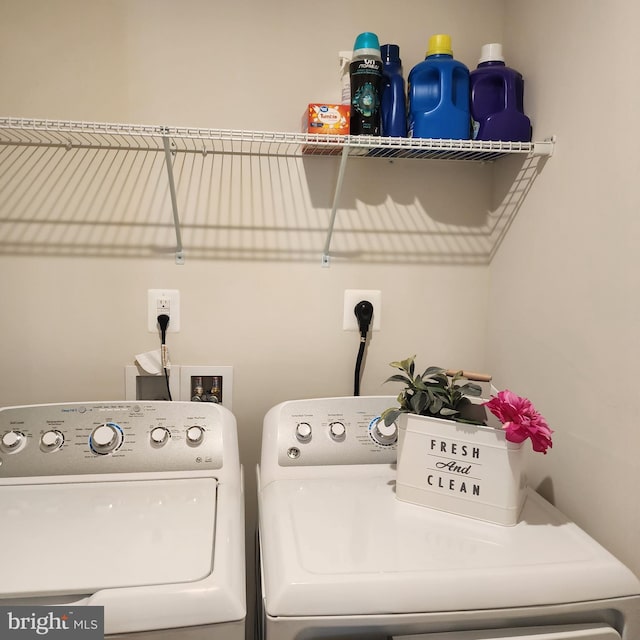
157 314 170 346
354 300 374 338
157 314 172 401
353 300 374 396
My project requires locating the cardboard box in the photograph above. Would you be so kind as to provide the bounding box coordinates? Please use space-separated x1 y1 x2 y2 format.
303 104 350 135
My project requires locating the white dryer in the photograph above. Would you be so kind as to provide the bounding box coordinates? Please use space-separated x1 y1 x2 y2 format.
0 401 245 639
257 396 640 640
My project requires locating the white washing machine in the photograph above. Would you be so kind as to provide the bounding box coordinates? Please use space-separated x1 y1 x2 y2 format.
257 396 640 640
0 401 245 639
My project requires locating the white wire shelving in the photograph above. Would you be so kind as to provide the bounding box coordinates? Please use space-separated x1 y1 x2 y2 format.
0 117 555 264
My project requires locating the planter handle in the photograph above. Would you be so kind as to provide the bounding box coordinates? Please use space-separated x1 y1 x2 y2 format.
445 369 492 382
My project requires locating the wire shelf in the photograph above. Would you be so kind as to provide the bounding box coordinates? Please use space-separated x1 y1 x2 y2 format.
0 117 553 161
0 117 554 265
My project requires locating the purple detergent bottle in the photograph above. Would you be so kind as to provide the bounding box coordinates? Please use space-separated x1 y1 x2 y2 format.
470 43 532 142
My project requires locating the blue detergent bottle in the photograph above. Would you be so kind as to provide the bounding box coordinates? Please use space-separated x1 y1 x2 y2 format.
380 44 407 137
407 34 470 140
470 43 532 142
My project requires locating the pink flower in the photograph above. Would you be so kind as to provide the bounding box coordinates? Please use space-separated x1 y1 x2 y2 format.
484 389 553 454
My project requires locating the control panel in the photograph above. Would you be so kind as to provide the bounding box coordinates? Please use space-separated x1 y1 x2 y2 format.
269 396 398 467
0 401 227 478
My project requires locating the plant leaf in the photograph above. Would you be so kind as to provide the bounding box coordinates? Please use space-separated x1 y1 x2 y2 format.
384 374 413 385
429 396 443 414
409 393 420 414
413 377 430 391
457 382 482 397
396 393 412 411
381 408 402 426
390 356 415 374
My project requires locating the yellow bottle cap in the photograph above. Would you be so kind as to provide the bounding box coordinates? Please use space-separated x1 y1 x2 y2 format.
427 34 453 57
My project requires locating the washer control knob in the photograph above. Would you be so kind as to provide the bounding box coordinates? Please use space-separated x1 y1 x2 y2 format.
329 421 346 441
186 425 204 445
369 418 398 445
295 422 312 442
150 427 170 446
1 430 24 451
90 423 123 455
41 430 64 451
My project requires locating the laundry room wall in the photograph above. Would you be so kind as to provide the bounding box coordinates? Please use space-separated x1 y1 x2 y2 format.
0 1 505 635
487 0 640 577
0 0 506 405
3 0 638 633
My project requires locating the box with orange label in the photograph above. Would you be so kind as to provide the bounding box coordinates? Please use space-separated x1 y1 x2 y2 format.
303 104 350 135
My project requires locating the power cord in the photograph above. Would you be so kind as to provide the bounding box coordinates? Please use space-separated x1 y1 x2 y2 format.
353 300 374 396
157 314 172 401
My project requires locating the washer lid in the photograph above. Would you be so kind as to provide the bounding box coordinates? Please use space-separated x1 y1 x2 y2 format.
259 476 640 616
0 478 217 597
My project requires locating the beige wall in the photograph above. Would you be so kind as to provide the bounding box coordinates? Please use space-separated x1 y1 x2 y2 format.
0 3 501 634
1 0 638 630
489 0 640 577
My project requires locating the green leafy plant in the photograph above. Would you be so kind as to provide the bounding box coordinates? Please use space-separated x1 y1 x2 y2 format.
381 356 485 427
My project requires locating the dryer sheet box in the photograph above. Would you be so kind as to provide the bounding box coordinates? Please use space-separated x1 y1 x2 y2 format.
303 103 350 135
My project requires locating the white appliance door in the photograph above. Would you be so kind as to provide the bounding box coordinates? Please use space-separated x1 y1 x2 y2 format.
0 478 217 597
395 624 620 638
259 475 640 616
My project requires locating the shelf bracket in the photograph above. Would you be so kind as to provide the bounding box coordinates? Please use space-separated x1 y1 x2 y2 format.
533 135 556 157
321 144 350 267
161 131 185 264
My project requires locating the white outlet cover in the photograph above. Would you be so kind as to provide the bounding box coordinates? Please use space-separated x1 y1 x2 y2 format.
148 289 180 332
343 289 381 331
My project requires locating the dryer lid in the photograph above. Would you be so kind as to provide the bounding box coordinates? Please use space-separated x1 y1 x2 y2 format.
259 476 640 616
0 478 217 597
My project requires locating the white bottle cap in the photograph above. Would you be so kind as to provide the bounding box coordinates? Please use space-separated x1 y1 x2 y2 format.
479 43 504 64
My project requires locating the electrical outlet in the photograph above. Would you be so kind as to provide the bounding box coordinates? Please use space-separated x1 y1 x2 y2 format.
148 289 180 332
343 289 381 331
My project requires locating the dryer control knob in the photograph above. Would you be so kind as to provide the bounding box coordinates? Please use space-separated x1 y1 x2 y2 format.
90 423 123 454
295 422 312 442
1 430 24 451
369 418 398 445
329 421 346 441
150 427 170 446
41 430 64 451
186 425 204 445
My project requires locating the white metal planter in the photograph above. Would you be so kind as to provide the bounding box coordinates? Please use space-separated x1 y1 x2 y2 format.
395 410 527 526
